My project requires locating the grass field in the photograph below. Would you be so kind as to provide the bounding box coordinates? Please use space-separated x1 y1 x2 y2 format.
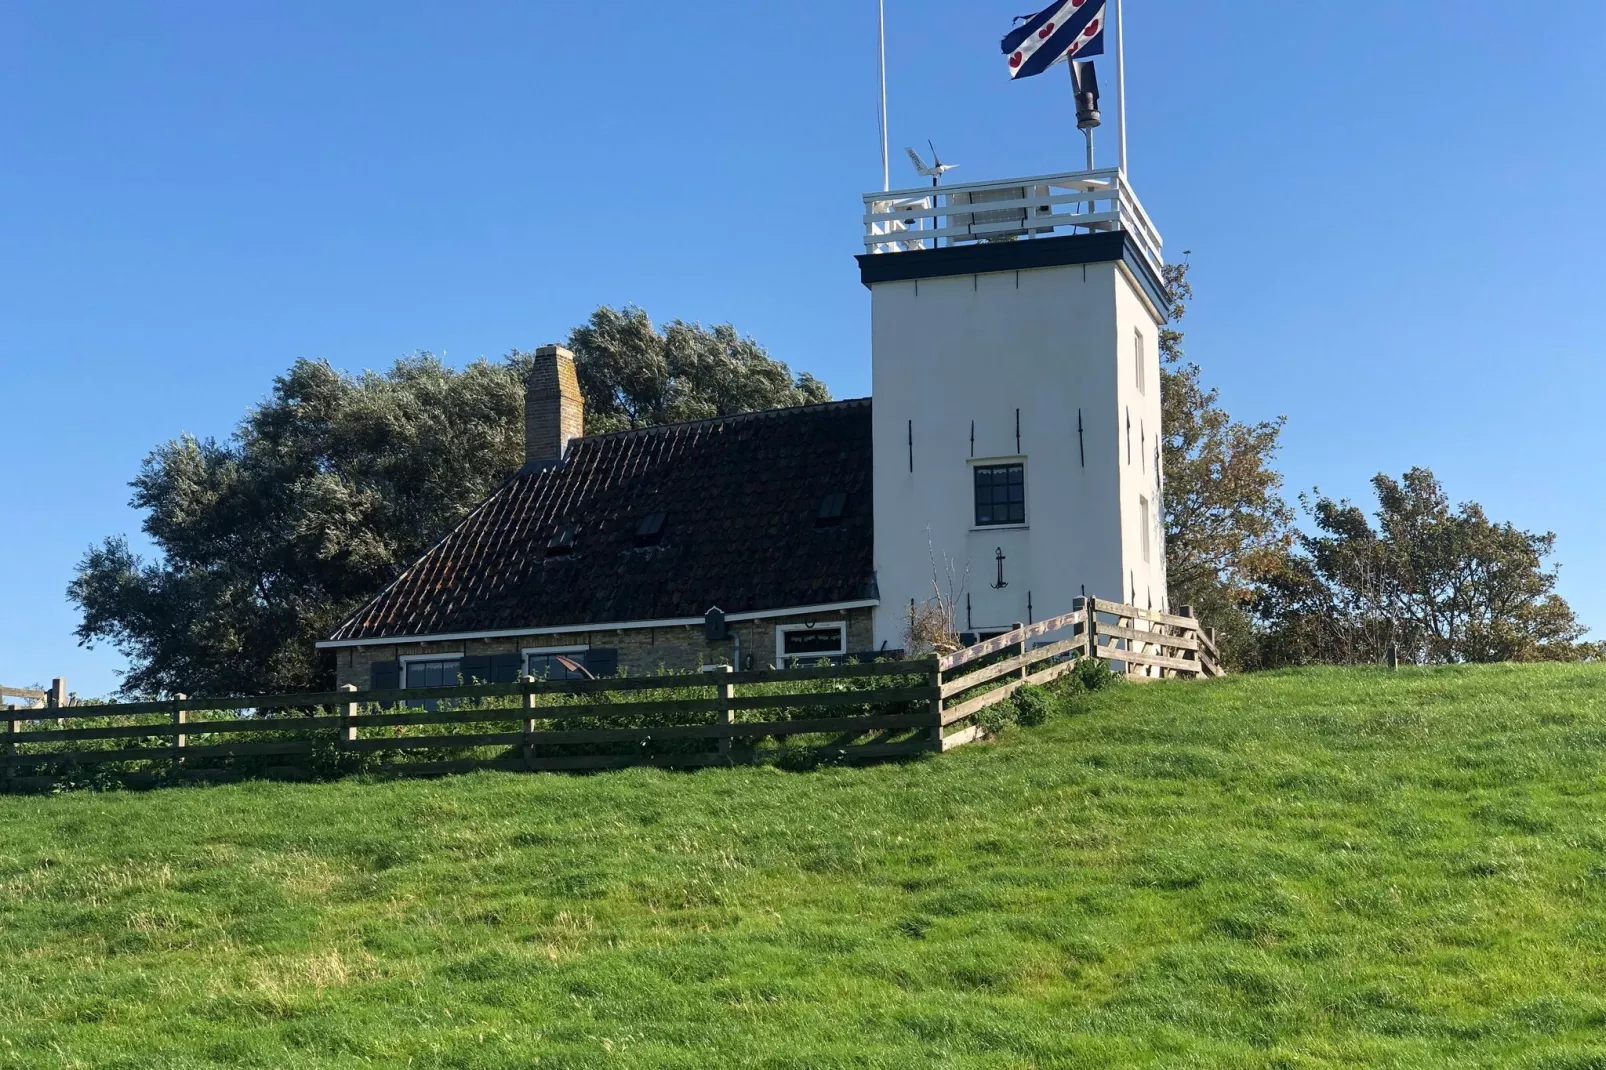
3 664 1606 1068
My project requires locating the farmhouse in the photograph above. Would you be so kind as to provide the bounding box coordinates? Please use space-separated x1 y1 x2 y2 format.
320 170 1171 693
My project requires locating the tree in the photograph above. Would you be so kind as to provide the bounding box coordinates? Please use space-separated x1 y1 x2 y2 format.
1258 468 1599 666
72 308 833 697
1159 263 1295 667
563 305 831 435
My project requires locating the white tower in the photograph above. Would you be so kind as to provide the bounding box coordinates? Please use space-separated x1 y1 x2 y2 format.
860 171 1168 649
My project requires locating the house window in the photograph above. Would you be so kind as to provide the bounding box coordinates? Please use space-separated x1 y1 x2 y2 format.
404 657 463 690
776 623 848 667
525 647 590 681
1140 496 1152 564
974 464 1025 527
1135 329 1147 395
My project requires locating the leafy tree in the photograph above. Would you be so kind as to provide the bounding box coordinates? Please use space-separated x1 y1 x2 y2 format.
1258 468 1598 666
564 305 831 434
1159 263 1294 667
72 308 832 697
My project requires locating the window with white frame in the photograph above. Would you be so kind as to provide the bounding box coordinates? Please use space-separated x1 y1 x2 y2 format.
1135 329 1147 395
1140 495 1152 564
404 657 463 690
775 623 848 667
524 647 590 681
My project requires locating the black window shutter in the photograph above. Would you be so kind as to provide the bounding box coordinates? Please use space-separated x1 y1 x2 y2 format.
585 649 619 678
370 660 401 691
460 655 493 685
490 653 522 685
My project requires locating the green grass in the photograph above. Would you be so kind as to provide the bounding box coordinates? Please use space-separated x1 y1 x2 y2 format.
4 664 1606 1068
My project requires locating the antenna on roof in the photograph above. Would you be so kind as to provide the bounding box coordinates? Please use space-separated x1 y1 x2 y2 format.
905 140 958 187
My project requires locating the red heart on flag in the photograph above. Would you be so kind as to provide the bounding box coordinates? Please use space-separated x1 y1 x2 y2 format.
1010 52 1023 68
1039 22 1055 39
1084 19 1099 36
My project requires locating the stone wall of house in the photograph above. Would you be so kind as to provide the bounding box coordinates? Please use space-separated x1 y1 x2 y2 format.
333 608 879 690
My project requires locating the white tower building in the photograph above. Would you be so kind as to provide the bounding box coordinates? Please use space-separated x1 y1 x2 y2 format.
859 170 1168 649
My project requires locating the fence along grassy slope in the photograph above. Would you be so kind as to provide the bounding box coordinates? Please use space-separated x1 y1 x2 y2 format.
1 599 1218 792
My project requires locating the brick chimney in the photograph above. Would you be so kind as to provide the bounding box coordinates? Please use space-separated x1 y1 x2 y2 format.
525 345 585 471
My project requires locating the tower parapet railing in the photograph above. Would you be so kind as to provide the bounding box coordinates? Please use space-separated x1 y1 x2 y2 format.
862 167 1162 274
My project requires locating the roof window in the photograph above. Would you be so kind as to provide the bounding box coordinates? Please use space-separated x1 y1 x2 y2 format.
547 523 578 556
635 512 666 546
816 493 847 528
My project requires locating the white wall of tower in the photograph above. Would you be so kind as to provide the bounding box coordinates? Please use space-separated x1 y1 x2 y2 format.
869 258 1166 651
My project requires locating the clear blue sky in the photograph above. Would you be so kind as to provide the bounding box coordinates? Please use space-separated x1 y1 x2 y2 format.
2 1 1602 697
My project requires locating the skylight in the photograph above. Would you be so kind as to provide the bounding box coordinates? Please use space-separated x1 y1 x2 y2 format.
635 512 666 546
816 493 847 527
547 524 578 556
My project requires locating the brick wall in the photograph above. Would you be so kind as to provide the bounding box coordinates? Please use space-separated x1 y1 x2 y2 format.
333 608 879 690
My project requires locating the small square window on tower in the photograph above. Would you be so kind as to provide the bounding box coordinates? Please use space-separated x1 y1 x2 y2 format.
975 464 1026 527
1135 329 1147 395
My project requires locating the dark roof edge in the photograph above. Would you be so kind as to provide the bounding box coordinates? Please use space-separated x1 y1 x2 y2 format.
573 396 872 447
855 231 1168 318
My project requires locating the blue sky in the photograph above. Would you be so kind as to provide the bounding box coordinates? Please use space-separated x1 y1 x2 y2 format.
2 1 1602 697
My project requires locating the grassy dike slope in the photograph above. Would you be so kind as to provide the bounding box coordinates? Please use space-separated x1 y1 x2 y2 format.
3 665 1606 1069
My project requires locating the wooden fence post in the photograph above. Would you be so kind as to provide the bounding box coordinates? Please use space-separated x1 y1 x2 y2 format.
929 660 945 750
713 666 734 759
172 694 188 769
1014 623 1028 683
1180 605 1197 678
338 684 358 746
1086 598 1101 666
3 705 15 794
521 675 537 771
48 679 67 710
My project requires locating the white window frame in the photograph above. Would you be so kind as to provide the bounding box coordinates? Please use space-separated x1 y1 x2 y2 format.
520 645 591 681
399 652 466 689
775 622 848 667
1135 329 1147 395
1140 495 1152 564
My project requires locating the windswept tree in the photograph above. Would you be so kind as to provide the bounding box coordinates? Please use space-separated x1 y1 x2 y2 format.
563 305 831 435
1159 263 1295 667
1258 468 1598 666
72 308 830 697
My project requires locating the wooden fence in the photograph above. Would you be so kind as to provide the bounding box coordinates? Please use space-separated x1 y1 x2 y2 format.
0 679 65 710
1 600 1217 793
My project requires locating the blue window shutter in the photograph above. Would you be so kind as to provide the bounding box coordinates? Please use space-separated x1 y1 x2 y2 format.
585 649 619 678
460 656 493 685
490 653 522 685
370 661 401 691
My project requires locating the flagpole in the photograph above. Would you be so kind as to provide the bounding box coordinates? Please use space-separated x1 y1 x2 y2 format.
879 0 890 191
1115 0 1128 175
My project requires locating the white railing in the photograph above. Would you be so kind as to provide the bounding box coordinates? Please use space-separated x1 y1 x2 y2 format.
863 168 1163 273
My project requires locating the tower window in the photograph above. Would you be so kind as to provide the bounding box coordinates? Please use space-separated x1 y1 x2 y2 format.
816 493 847 527
975 464 1026 526
1135 329 1147 395
1140 496 1152 564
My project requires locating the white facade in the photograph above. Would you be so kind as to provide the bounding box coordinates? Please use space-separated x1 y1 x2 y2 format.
868 247 1167 651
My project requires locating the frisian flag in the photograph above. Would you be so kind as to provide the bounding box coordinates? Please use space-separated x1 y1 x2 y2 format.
1002 0 1107 80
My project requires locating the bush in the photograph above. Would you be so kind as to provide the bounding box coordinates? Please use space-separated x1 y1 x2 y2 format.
1013 685 1054 728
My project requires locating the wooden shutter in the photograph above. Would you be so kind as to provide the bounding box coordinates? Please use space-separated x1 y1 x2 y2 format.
585 649 619 678
370 661 401 691
460 656 493 685
490 653 522 684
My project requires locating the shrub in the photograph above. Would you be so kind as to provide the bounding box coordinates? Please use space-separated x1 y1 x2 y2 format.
1013 685 1054 728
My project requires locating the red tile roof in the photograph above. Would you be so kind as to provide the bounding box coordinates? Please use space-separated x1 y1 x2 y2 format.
327 399 875 642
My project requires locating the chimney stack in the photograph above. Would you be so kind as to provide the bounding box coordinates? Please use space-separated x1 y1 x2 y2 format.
525 345 585 471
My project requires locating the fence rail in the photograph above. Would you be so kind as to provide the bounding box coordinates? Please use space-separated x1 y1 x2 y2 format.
1 600 1218 793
